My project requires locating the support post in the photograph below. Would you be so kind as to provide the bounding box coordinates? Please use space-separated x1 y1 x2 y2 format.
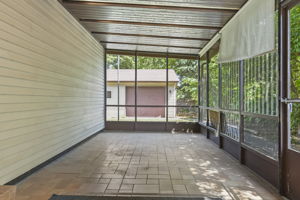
279 1 285 194
218 63 222 148
198 56 201 123
239 60 244 164
166 54 169 131
117 55 120 121
206 51 210 139
104 50 107 126
134 51 137 130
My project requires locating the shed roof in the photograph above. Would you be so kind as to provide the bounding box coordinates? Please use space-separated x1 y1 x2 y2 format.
107 69 179 82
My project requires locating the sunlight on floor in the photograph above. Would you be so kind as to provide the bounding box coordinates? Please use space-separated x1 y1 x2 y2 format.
15 131 281 200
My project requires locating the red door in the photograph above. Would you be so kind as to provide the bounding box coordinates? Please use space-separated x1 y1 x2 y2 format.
126 87 165 117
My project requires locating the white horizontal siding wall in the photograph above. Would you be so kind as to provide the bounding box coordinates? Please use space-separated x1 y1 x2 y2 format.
0 0 105 184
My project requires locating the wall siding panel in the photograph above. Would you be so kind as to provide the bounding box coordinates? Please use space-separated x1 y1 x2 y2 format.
0 0 105 184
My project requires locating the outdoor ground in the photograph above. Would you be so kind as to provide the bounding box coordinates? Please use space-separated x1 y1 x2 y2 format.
16 131 282 200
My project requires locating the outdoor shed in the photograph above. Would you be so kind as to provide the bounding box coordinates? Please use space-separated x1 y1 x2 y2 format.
106 69 179 120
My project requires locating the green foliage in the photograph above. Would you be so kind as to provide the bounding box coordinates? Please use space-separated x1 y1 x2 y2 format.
208 55 219 108
138 57 166 69
290 5 300 146
107 55 135 69
169 58 198 105
290 5 300 99
179 77 198 104
221 62 239 110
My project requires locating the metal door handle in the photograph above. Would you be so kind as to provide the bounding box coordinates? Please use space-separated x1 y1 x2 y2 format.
281 98 300 103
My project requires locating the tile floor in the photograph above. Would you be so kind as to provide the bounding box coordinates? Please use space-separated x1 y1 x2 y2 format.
15 131 283 200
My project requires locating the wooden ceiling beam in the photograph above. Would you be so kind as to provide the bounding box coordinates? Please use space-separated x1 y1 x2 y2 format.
100 41 201 50
80 19 222 30
92 32 210 41
63 0 238 13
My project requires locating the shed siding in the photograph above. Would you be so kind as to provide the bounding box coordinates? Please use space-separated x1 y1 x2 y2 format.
0 0 104 184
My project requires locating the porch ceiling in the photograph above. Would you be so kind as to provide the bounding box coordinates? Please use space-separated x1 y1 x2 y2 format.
62 0 248 56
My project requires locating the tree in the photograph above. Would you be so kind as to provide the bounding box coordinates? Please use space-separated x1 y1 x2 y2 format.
290 5 300 149
290 5 300 99
208 55 219 108
168 58 198 105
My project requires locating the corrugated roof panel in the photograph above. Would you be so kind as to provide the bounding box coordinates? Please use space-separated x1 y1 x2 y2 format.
66 0 246 10
93 34 206 48
62 0 248 55
104 43 138 51
64 4 234 27
83 22 218 39
165 48 200 55
104 43 200 55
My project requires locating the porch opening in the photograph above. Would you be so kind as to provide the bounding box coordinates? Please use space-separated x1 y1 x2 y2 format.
0 0 299 200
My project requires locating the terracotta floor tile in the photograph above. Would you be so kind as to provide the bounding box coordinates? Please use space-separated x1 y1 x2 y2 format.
133 185 159 194
77 183 107 194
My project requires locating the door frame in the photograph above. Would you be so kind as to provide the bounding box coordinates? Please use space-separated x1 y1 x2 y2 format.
125 86 166 117
280 0 300 198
